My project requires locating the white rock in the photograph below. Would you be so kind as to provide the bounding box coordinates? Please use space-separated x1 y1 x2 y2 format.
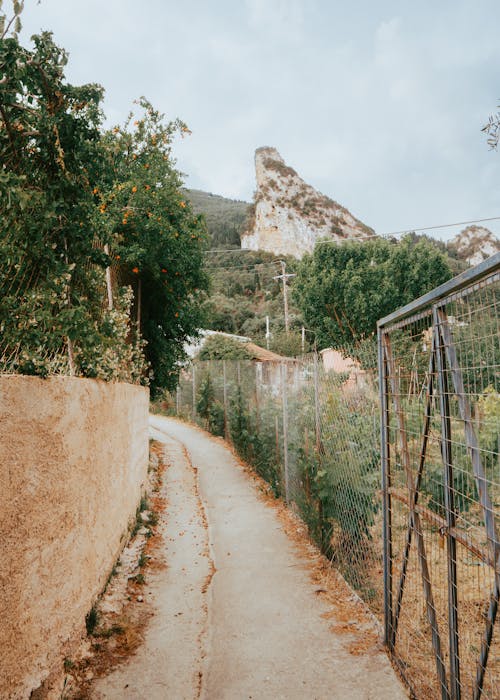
241 147 374 259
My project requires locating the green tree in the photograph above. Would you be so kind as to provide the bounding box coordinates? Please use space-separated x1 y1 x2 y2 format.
197 334 253 360
99 100 209 394
0 9 208 390
293 235 452 352
269 330 308 357
0 23 123 376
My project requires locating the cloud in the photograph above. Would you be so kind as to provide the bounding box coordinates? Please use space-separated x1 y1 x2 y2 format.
18 0 500 240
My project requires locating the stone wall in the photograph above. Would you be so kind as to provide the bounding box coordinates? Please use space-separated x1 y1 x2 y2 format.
0 375 149 699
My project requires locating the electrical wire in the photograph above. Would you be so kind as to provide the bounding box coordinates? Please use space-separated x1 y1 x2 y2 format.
203 214 500 255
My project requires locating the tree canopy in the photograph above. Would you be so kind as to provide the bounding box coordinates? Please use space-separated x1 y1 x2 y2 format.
0 9 208 393
197 334 253 361
293 235 453 351
99 101 209 393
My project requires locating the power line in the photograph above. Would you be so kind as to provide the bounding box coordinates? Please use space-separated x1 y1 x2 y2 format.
205 262 281 272
327 215 500 244
203 214 500 255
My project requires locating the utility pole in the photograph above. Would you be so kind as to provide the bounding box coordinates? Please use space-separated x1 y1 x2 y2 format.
265 315 271 350
273 261 296 334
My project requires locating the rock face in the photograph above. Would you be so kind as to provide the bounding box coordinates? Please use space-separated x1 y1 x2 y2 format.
241 147 374 258
449 226 500 266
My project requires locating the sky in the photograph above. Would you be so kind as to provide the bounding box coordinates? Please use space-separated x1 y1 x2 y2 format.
19 0 500 241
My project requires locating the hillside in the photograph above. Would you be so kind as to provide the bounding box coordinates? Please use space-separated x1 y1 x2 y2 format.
187 179 497 358
186 189 250 248
202 249 307 356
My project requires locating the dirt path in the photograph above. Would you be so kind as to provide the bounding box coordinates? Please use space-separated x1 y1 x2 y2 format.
93 416 407 699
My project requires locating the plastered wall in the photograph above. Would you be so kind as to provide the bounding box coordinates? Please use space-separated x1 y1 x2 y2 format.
0 375 149 699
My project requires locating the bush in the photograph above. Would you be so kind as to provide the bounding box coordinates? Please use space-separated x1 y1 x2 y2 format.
198 335 253 361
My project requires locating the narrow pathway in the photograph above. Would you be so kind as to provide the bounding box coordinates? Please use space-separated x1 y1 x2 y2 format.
94 416 407 699
92 427 211 699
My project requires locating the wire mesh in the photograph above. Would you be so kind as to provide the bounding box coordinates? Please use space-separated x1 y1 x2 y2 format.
379 258 499 699
171 255 499 700
173 350 384 607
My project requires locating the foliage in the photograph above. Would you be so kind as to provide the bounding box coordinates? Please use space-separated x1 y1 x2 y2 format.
478 386 500 472
294 235 452 353
294 388 380 585
482 101 500 150
228 386 282 495
208 400 225 436
0 0 24 41
450 311 500 398
196 373 215 423
100 100 209 394
197 334 253 360
269 330 309 357
0 11 207 390
203 249 304 347
228 386 252 458
0 25 121 376
424 468 477 518
186 189 249 248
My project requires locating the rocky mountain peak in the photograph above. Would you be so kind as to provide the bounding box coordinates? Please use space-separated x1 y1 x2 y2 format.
241 147 374 258
450 225 500 265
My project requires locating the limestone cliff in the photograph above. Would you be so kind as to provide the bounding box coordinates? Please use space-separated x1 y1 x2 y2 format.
449 225 500 266
241 147 374 258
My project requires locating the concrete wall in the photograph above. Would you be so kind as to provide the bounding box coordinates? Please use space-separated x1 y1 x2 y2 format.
0 375 149 699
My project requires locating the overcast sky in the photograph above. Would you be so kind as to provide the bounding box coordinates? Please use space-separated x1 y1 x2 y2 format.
19 0 500 241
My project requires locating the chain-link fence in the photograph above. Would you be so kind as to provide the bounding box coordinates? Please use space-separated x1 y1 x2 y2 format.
170 253 499 700
171 349 384 605
379 253 499 699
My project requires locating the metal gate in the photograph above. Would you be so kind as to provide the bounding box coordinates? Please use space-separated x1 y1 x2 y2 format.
378 253 500 699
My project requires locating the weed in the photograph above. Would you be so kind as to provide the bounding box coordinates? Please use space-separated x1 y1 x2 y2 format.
85 605 99 635
148 510 159 526
105 563 119 589
131 506 143 536
96 624 125 638
138 552 149 568
129 573 146 585
140 495 149 511
63 658 74 672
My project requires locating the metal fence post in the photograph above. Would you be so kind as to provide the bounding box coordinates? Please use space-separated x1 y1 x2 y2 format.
281 362 290 504
434 306 461 700
378 326 393 650
255 362 260 432
192 363 196 419
223 360 228 440
313 352 321 452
